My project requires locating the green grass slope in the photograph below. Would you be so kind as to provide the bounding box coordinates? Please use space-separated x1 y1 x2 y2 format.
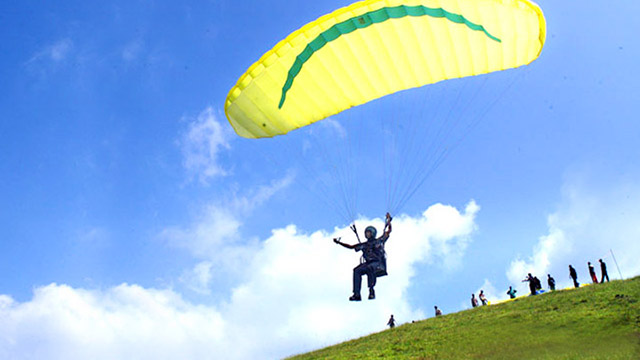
288 277 640 359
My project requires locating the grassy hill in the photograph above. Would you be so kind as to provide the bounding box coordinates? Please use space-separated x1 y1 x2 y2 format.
288 277 640 359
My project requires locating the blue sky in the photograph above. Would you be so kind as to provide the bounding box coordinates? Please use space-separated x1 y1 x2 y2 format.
1 1 640 359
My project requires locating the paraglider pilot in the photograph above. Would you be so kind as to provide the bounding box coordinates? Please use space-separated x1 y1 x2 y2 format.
334 213 392 301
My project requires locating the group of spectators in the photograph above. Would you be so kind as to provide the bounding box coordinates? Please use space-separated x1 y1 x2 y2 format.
470 290 489 308
569 259 610 288
388 259 612 328
521 273 552 296
468 259 612 309
519 259 610 298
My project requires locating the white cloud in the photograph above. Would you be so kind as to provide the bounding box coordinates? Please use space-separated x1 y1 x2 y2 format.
180 261 214 295
506 175 640 295
50 40 73 61
179 107 231 183
163 174 294 291
27 39 73 65
163 204 243 258
318 118 347 138
228 173 294 214
0 201 479 360
161 201 259 294
0 284 225 360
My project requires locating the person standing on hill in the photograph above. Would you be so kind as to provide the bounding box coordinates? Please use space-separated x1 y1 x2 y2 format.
588 262 598 284
479 290 488 306
547 274 556 291
599 259 610 283
569 265 579 288
533 276 542 291
387 314 396 329
523 273 537 295
434 306 442 317
471 293 479 308
507 286 517 299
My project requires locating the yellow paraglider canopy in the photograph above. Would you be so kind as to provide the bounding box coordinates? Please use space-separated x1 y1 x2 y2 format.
225 0 546 138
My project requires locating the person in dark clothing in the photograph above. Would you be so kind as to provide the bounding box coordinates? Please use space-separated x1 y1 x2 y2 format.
471 293 479 308
533 276 542 291
599 259 610 283
434 306 442 317
588 262 598 284
334 213 392 301
547 274 556 291
523 273 537 295
507 286 517 299
387 314 396 328
569 265 579 288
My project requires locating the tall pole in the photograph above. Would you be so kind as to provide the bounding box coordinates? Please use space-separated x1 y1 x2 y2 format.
610 249 623 280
